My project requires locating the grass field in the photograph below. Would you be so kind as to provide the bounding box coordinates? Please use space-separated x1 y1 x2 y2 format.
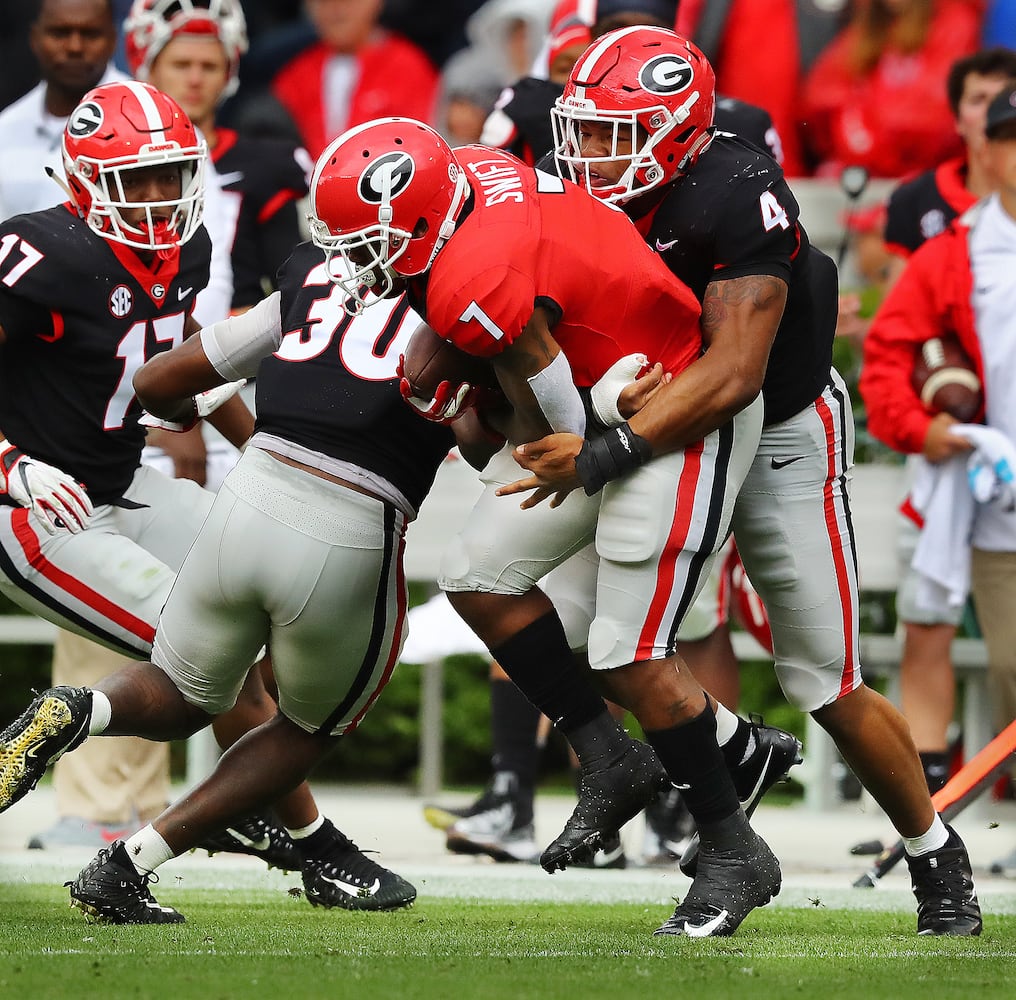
1 870 1014 1000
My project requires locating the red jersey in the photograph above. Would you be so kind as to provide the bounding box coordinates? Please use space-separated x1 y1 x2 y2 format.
421 146 702 388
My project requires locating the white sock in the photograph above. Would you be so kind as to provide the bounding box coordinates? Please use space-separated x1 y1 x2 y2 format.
287 814 324 839
123 825 175 874
713 702 740 746
904 814 949 857
88 690 112 735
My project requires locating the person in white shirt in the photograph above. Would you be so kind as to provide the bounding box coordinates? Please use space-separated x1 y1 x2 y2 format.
0 0 124 220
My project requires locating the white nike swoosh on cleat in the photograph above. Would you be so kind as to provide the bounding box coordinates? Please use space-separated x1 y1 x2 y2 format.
226 829 270 852
683 909 730 937
321 875 381 897
594 843 625 866
741 747 775 809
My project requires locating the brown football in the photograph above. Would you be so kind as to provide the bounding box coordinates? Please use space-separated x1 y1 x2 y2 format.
401 323 495 399
910 335 983 423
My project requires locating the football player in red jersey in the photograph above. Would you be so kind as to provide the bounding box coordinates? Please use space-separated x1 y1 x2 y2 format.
499 26 981 937
311 116 782 938
0 81 379 909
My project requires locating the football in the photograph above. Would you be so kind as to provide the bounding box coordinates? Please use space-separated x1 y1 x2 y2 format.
910 334 983 423
401 324 494 399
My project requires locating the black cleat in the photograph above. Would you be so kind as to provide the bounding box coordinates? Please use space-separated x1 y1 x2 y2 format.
654 812 781 938
571 831 627 870
680 719 802 877
643 785 696 866
67 841 184 924
541 739 669 873
199 814 301 871
299 819 417 911
906 824 982 936
423 771 518 832
0 686 91 814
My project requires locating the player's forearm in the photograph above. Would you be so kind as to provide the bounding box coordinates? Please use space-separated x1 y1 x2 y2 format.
627 344 764 454
627 276 779 454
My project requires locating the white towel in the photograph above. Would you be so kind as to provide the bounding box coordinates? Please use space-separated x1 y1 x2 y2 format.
907 424 1016 611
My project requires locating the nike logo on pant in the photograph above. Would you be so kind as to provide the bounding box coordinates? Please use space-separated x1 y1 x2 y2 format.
770 456 805 469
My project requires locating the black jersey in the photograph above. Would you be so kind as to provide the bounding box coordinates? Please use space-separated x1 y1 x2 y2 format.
490 79 779 168
255 242 454 513
714 97 780 163
883 158 975 257
0 204 211 505
632 133 838 426
212 128 310 310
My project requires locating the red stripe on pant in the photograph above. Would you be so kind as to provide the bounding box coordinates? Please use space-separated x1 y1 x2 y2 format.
813 395 859 699
12 509 156 644
636 440 704 663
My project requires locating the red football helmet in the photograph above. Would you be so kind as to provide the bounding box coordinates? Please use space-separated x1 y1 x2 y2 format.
552 25 715 204
124 0 249 99
62 81 207 252
309 118 470 314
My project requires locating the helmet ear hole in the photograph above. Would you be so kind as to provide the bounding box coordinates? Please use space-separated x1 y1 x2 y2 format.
412 218 429 239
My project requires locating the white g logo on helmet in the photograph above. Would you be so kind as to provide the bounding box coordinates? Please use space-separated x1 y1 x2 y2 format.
358 152 416 205
638 55 694 95
67 102 104 138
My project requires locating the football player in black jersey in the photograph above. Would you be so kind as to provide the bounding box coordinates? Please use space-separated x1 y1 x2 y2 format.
0 235 498 923
499 26 981 937
481 0 782 169
0 80 378 910
124 0 312 488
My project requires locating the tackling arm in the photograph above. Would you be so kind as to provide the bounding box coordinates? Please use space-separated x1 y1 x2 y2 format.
627 273 783 453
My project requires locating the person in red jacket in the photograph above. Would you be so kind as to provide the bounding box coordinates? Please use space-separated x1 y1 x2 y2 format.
861 88 1016 880
272 0 439 159
872 46 1016 801
801 0 982 178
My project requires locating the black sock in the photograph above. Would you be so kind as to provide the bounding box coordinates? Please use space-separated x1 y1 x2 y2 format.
920 751 950 794
720 716 752 771
293 817 336 857
645 703 740 826
490 677 541 789
490 612 607 732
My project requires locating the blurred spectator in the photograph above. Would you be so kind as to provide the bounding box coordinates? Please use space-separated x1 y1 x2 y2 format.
436 45 506 146
678 0 846 177
883 46 1016 278
836 201 892 350
479 10 591 163
465 0 555 82
801 0 982 179
0 0 123 219
271 0 440 159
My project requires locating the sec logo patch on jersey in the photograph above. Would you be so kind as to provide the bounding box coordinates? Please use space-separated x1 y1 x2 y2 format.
109 285 133 318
